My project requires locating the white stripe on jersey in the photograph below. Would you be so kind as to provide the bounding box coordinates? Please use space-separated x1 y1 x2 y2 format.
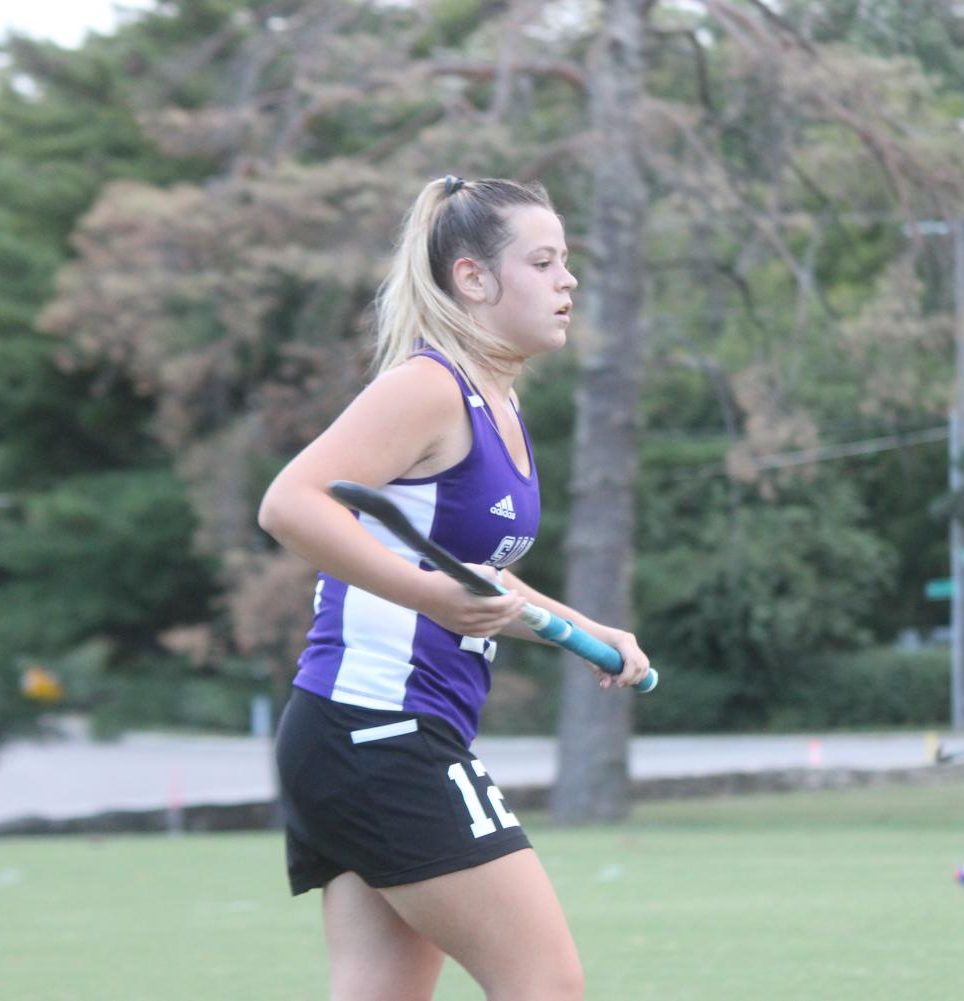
333 589 418 708
329 482 438 711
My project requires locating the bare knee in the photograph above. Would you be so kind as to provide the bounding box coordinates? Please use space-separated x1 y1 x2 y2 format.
565 956 586 999
481 942 584 1001
330 972 437 1001
329 959 440 1001
472 916 584 1001
540 953 584 1001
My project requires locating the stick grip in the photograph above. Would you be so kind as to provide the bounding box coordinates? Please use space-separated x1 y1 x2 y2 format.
521 605 658 693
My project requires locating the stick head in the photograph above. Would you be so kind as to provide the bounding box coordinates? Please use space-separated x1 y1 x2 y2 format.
329 480 399 524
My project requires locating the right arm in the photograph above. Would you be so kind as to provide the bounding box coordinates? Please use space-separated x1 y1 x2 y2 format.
257 357 526 637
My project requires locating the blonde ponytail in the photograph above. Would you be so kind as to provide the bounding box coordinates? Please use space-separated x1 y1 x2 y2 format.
372 176 553 387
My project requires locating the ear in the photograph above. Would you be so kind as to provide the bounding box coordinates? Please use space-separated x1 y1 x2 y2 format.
450 257 488 304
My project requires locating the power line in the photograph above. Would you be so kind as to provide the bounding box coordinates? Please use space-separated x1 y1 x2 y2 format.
746 425 949 471
670 424 948 479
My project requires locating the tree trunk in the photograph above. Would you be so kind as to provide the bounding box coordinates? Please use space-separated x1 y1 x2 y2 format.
551 0 648 824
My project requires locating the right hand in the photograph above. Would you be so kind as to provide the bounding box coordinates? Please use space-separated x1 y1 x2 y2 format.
417 565 527 638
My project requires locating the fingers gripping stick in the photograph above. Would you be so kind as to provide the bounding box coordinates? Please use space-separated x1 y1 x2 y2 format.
328 480 658 694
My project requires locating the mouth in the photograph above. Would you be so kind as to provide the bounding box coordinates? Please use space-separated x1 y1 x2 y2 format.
555 303 572 317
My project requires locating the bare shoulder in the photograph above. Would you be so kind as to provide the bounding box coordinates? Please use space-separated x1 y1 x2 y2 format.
383 353 461 393
353 356 465 477
356 355 470 478
361 354 464 420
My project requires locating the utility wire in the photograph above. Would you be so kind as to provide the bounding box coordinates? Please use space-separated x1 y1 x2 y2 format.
668 424 948 480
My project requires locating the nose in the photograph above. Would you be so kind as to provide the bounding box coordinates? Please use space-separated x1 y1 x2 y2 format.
561 266 577 290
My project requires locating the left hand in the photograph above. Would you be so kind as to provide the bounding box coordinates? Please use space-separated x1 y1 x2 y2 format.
593 629 651 690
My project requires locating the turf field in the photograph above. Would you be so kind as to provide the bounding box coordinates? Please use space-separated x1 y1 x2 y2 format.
1 781 961 1000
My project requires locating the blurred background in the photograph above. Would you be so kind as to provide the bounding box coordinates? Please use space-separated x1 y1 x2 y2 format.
1 1 962 807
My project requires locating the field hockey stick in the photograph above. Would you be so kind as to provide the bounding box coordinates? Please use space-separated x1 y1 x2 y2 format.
329 480 658 693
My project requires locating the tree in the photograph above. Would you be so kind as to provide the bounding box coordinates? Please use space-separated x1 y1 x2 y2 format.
0 10 235 735
0 471 216 654
0 28 217 489
552 0 649 822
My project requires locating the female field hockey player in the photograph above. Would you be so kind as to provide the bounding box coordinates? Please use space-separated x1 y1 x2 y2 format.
258 175 651 1001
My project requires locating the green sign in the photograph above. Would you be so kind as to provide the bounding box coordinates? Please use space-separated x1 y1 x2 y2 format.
925 578 954 600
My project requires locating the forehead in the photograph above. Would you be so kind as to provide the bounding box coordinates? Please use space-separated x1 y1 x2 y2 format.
502 205 567 253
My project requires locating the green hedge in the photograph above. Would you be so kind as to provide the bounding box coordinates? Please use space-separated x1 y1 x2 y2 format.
632 646 950 734
771 646 950 730
88 676 269 739
1 640 273 741
81 645 954 738
633 665 744 733
11 643 951 741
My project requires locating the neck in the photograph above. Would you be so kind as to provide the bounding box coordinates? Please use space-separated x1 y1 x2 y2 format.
476 369 519 408
475 351 524 397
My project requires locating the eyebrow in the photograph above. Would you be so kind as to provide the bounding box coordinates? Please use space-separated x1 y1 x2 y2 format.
528 245 569 260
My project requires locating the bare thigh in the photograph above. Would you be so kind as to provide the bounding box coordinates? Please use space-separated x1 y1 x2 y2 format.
379 848 584 1001
323 871 445 1001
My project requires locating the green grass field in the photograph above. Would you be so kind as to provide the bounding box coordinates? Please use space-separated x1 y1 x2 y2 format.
1 781 962 1000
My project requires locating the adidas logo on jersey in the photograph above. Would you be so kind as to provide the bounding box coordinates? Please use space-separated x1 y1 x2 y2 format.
489 495 517 520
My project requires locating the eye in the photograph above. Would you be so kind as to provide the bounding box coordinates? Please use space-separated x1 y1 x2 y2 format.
534 261 551 270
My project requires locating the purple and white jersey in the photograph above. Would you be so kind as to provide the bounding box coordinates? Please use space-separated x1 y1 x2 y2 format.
292 350 541 744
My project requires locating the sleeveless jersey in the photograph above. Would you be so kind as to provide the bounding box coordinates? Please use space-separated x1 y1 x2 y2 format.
292 350 541 744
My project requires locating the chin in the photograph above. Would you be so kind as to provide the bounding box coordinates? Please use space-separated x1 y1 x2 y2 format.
537 332 567 355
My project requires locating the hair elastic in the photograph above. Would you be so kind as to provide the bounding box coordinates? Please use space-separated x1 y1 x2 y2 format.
443 175 466 196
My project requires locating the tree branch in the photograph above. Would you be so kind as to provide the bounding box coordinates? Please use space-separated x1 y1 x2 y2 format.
706 0 817 56
647 27 715 112
431 58 588 94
